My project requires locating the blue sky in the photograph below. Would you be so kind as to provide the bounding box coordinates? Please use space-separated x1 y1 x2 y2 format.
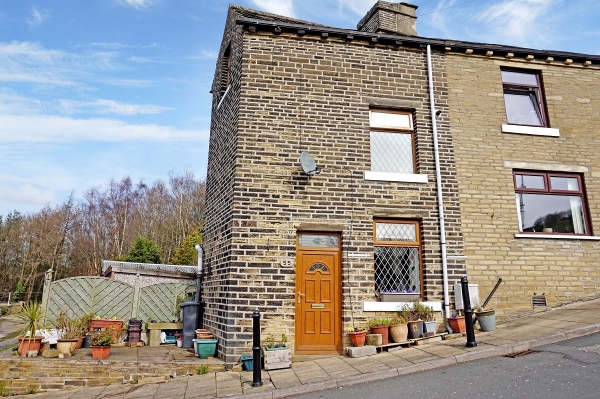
1 0 599 216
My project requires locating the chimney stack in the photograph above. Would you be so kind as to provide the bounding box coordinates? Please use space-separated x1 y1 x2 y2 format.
357 1 418 36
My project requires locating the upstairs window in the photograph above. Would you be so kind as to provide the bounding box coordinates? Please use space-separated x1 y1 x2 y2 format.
369 110 416 174
502 69 548 127
514 171 589 235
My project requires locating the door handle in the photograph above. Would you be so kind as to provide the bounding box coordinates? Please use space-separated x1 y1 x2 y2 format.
297 293 305 303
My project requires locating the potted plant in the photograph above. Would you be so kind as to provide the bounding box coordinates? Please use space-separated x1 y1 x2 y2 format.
262 333 291 370
368 318 391 345
54 311 81 355
389 316 408 343
90 330 114 359
414 301 436 335
448 313 466 333
15 301 45 357
399 301 423 339
347 326 367 347
475 307 496 331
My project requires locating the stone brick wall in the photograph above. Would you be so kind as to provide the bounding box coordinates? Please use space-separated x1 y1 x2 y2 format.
204 16 467 364
203 9 245 362
446 53 600 317
0 359 222 396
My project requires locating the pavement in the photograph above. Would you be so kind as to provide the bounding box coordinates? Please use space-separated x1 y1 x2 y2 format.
8 298 600 398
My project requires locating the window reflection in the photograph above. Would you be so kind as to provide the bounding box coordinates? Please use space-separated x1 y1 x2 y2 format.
517 193 586 234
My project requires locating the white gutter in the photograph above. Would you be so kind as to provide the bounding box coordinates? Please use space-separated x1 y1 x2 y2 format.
426 45 451 329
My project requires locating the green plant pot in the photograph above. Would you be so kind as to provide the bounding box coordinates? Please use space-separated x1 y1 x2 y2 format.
195 338 218 358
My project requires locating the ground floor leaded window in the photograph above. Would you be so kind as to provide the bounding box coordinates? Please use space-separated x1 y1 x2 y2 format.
373 220 422 296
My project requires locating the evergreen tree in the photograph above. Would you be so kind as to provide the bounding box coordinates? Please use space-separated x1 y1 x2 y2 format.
126 237 162 264
170 228 203 265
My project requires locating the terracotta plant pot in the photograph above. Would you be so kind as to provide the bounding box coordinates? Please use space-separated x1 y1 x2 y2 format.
348 331 366 347
370 325 390 345
448 316 466 333
389 324 408 343
75 336 84 350
91 345 110 359
17 336 44 357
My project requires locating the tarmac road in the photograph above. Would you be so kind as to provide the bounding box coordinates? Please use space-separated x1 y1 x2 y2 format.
295 332 600 399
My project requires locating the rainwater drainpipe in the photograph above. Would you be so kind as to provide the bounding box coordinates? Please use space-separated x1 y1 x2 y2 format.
426 45 452 332
194 244 203 302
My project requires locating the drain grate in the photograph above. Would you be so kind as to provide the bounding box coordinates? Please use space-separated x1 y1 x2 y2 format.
505 350 539 358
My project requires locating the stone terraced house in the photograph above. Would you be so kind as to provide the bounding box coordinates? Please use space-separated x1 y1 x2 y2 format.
202 1 600 365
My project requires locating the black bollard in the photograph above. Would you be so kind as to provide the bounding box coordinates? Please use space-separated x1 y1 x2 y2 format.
461 277 477 348
251 310 262 387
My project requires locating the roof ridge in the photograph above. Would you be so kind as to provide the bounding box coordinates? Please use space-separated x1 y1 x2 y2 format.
229 4 330 28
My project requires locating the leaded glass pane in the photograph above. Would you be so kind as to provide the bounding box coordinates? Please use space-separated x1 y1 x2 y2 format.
376 223 416 242
370 131 414 174
298 234 339 248
374 247 420 293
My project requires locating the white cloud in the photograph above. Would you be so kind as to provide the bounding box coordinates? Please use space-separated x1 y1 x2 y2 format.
0 113 207 143
0 184 54 207
0 41 122 87
27 6 51 27
189 49 218 61
57 99 173 115
121 0 158 9
250 0 295 18
475 0 558 46
336 0 375 16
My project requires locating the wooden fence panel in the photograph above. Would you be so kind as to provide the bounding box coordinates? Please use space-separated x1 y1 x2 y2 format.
138 283 192 323
43 276 194 324
45 277 134 322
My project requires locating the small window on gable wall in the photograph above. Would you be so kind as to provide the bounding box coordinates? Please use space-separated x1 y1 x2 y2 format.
369 109 416 174
220 45 231 96
502 69 548 127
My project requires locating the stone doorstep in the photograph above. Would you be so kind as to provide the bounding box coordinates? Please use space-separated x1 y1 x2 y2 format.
346 346 377 358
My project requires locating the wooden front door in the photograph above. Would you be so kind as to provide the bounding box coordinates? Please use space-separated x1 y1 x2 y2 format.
295 233 341 354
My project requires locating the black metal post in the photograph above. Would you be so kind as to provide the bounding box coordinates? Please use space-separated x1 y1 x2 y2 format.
251 310 262 387
461 277 477 348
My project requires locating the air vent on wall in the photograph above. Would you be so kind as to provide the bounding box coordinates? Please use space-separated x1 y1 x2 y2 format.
531 294 547 308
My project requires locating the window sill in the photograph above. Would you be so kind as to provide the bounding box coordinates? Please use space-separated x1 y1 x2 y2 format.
363 301 442 312
502 124 559 137
514 233 600 241
364 171 428 183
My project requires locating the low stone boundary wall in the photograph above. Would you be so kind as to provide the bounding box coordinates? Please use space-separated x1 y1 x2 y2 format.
0 360 225 396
